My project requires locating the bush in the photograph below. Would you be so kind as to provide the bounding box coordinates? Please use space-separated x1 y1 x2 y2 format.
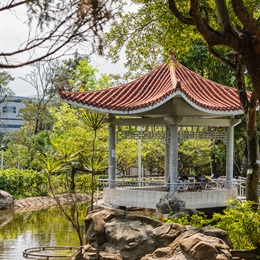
159 200 260 250
75 173 99 193
211 200 260 250
0 169 48 199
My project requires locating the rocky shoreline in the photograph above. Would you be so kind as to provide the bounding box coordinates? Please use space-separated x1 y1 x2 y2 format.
14 193 92 212
0 189 92 212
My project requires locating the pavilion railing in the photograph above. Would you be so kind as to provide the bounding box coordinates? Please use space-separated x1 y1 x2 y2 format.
98 177 241 193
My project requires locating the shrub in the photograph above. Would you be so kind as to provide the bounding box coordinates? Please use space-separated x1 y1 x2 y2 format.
211 200 260 250
159 200 260 250
0 169 48 199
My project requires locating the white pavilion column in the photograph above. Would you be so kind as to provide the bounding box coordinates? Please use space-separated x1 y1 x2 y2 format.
108 118 116 189
164 126 170 183
169 125 178 192
165 142 170 183
226 125 234 189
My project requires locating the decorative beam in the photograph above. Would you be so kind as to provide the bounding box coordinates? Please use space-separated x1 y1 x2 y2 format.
175 117 241 127
112 118 166 126
112 117 241 127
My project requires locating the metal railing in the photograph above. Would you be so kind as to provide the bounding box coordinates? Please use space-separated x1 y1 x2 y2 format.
98 177 240 193
23 246 78 259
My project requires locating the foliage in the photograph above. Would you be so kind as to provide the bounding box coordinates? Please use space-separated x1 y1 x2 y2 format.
142 140 164 175
178 139 211 175
0 169 48 199
106 0 197 71
162 211 210 227
116 139 138 176
0 70 14 95
75 173 100 193
178 40 236 86
211 201 260 250
4 144 30 169
79 110 106 210
69 60 112 91
160 200 260 250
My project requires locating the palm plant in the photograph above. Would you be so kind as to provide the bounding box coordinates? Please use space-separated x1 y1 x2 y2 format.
80 111 106 211
35 133 84 245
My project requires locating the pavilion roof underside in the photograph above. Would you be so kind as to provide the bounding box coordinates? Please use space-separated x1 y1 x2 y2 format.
59 58 249 116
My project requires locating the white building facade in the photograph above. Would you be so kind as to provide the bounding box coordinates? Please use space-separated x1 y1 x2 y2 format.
0 96 32 134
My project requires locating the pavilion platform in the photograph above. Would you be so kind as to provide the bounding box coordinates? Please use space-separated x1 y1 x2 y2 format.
100 178 241 210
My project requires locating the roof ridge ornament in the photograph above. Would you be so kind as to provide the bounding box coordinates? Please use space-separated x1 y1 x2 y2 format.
169 51 181 90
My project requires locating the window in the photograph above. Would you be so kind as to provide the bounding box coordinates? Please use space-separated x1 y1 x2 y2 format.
2 106 16 113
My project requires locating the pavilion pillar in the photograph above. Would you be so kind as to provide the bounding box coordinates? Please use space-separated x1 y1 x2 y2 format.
164 126 170 183
108 116 116 189
169 125 178 192
226 125 234 189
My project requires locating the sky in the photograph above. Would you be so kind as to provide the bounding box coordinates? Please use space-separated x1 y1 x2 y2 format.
0 6 126 97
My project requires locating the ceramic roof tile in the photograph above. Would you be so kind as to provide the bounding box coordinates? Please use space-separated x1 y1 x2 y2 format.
59 57 248 113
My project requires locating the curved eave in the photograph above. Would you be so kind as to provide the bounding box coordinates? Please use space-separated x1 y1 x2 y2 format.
60 90 244 116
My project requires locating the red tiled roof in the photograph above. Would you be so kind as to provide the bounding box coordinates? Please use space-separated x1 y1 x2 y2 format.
59 57 247 114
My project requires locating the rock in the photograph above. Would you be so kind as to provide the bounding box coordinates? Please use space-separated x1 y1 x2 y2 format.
70 209 233 260
0 190 14 210
70 244 123 260
171 208 198 219
156 193 186 214
178 230 231 259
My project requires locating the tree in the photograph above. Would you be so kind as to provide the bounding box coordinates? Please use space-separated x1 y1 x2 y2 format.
168 0 260 206
34 132 84 245
0 0 117 68
105 0 260 205
0 70 14 96
142 140 165 175
80 111 106 211
19 61 59 134
116 139 138 177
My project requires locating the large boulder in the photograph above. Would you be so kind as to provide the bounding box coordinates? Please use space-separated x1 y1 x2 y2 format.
0 190 14 210
70 209 232 260
156 193 186 214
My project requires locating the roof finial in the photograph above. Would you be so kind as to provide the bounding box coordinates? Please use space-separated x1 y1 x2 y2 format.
169 50 175 59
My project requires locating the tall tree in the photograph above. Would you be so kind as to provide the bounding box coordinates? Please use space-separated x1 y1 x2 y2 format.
19 60 59 134
105 0 260 205
168 0 260 205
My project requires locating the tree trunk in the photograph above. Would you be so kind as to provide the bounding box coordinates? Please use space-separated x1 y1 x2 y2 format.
210 152 217 178
70 167 76 193
245 103 260 205
234 58 260 205
241 145 248 177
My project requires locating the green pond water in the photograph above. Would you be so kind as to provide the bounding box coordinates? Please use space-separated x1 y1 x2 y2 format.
0 203 89 260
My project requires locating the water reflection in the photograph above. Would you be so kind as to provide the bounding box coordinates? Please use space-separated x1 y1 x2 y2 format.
0 204 88 260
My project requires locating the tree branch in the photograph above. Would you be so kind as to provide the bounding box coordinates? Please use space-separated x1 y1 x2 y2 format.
190 0 222 45
0 0 115 68
208 46 236 70
168 0 194 25
214 0 236 34
0 0 27 11
190 0 240 50
231 0 260 37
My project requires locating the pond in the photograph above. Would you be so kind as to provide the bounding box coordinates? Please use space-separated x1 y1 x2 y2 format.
0 203 88 260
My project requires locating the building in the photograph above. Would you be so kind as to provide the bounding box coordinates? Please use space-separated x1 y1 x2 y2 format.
0 95 32 134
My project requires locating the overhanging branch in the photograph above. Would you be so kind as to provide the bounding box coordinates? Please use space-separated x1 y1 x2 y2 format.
232 0 260 37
